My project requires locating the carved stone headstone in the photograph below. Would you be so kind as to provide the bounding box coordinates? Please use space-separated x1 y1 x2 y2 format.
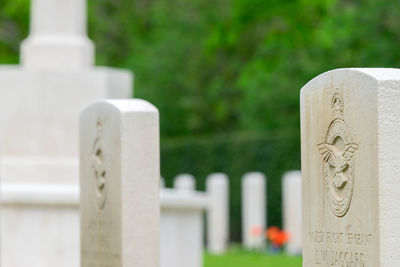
80 99 159 267
301 68 400 266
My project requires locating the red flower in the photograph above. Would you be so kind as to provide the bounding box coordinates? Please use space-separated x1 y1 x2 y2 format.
266 226 290 247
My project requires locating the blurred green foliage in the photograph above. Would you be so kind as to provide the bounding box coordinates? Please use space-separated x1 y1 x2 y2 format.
162 132 300 241
1 0 400 240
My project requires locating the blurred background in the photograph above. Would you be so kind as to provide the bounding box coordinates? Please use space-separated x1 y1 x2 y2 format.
1 0 399 250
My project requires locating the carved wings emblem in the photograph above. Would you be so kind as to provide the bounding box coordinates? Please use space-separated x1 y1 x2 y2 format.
317 142 358 189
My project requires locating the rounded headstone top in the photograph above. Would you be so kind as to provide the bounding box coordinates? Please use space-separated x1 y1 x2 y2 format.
174 174 196 191
301 68 400 96
206 173 228 185
81 99 158 117
242 172 266 183
283 170 301 181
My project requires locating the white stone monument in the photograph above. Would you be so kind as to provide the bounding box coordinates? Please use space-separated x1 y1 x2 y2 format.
80 99 159 267
282 170 302 255
160 189 207 267
174 173 196 192
0 0 132 265
206 172 229 254
21 0 94 69
301 68 400 266
242 172 266 250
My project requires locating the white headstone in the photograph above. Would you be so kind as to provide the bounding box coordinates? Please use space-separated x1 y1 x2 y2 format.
242 172 266 250
160 189 207 267
282 170 302 255
80 99 159 267
174 174 195 192
301 68 400 266
206 173 229 254
21 0 94 69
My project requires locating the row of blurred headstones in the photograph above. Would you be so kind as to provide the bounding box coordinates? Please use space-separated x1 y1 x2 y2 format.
161 170 302 257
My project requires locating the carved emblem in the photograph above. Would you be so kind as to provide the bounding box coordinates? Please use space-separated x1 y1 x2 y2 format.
91 119 108 210
317 88 358 217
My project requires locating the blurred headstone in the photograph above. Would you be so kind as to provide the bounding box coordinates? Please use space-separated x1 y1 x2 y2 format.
206 173 229 254
174 174 195 192
282 170 302 255
242 172 266 250
80 99 159 267
160 189 207 267
301 68 400 266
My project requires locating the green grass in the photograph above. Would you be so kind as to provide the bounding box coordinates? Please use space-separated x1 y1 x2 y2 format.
204 249 302 267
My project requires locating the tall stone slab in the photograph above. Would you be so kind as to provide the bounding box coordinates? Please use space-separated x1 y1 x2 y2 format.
206 173 229 254
242 172 266 250
282 170 302 255
80 99 159 267
301 68 400 266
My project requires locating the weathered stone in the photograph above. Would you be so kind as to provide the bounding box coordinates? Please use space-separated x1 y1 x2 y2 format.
80 99 159 267
301 68 400 266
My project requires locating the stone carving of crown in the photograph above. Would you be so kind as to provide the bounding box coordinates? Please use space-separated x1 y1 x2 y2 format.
331 88 344 118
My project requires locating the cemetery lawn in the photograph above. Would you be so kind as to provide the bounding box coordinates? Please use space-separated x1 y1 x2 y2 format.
204 249 302 267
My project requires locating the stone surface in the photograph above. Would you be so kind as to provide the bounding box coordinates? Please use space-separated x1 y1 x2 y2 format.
160 189 207 267
242 172 266 250
301 68 400 266
282 170 302 255
0 67 131 267
0 1 132 263
174 174 196 191
206 173 229 254
1 183 79 267
0 67 132 162
21 0 94 70
80 99 159 267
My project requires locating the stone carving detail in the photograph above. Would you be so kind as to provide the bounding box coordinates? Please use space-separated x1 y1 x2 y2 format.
317 89 358 217
91 120 108 210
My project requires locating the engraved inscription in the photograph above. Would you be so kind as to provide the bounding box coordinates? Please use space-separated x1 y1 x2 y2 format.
309 228 373 267
317 89 358 217
91 120 108 210
84 220 120 267
315 249 365 267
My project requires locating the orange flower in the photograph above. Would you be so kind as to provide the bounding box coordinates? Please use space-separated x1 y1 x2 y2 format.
266 226 280 241
266 226 290 247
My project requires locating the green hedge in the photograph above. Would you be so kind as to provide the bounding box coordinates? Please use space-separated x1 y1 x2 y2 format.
161 131 301 241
